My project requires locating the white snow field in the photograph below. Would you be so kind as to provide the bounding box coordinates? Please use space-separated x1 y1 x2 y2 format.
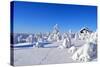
13 48 77 66
12 25 97 66
13 38 97 66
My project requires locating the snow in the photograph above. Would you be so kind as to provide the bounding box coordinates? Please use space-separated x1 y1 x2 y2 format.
68 46 77 54
72 31 97 62
12 25 97 66
13 48 77 66
13 43 33 46
13 35 97 66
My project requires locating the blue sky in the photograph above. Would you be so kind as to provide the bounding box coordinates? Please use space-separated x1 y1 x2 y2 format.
12 1 97 33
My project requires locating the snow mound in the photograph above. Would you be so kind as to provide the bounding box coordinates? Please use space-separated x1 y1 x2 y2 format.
68 46 77 54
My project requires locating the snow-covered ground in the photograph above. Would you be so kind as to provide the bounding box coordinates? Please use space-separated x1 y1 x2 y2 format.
13 48 77 66
13 39 97 66
12 25 97 66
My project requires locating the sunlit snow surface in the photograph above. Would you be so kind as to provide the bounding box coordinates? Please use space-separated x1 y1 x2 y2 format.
12 26 97 66
13 37 97 66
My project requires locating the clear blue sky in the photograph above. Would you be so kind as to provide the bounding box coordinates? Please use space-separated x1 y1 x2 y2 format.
12 1 97 33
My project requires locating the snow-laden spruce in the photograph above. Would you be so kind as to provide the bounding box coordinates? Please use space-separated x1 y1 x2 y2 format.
71 29 97 62
58 33 71 49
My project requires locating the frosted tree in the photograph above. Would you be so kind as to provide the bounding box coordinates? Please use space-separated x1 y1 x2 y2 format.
58 33 71 49
53 24 59 34
68 29 73 38
48 24 61 42
72 31 97 62
17 35 23 43
74 32 79 40
26 35 33 43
